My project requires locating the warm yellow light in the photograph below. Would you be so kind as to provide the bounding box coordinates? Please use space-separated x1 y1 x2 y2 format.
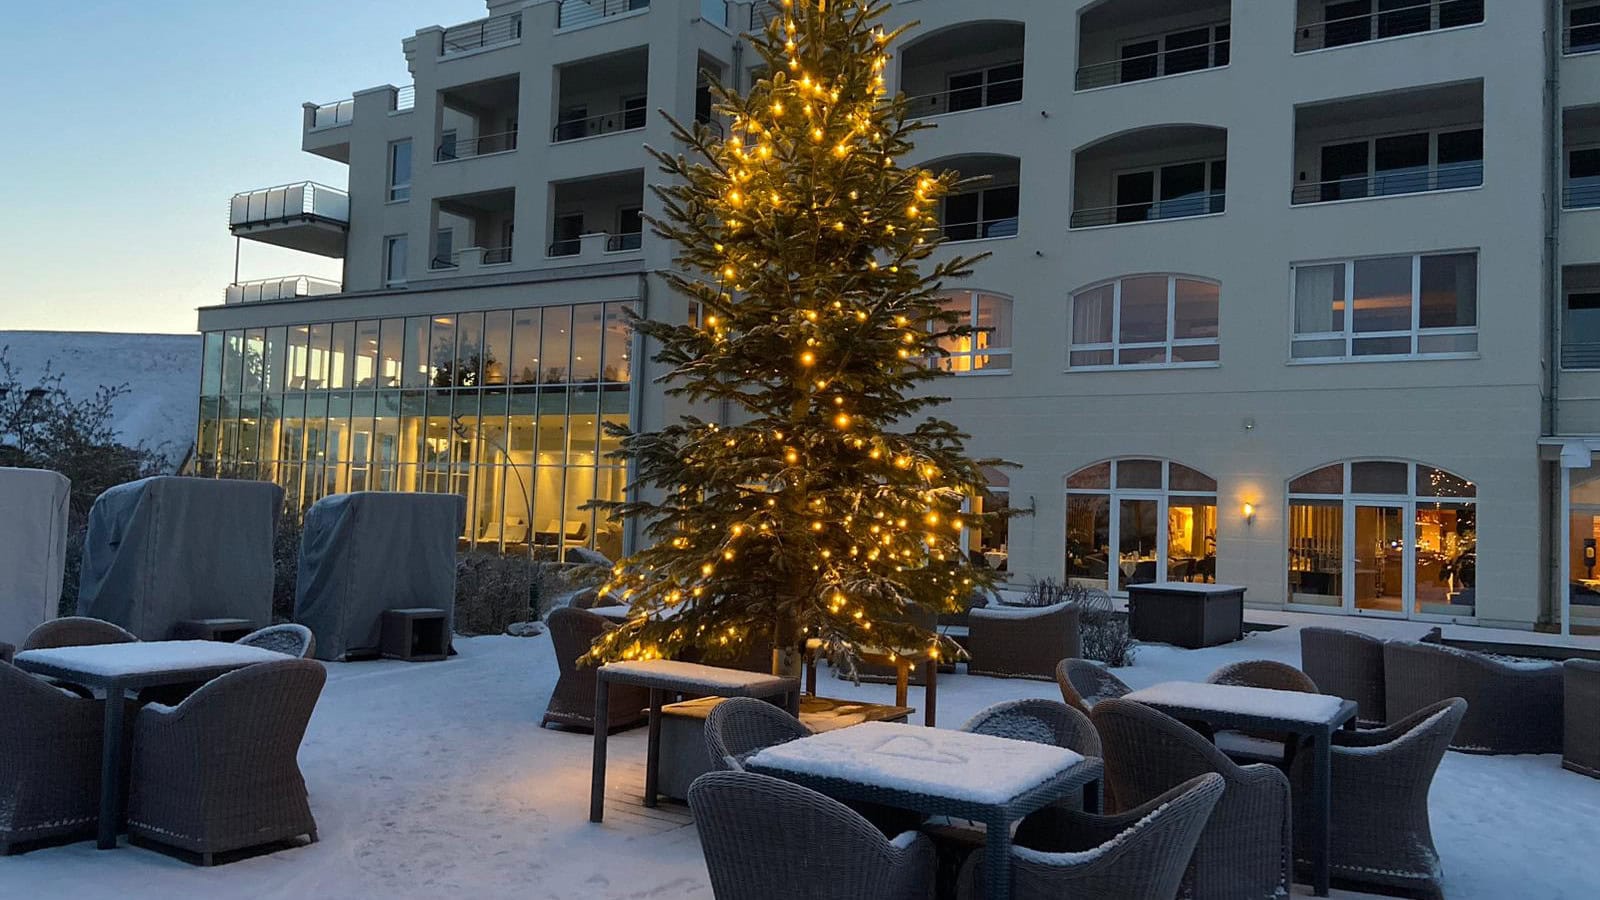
835 413 851 428
800 351 816 366
1243 502 1257 523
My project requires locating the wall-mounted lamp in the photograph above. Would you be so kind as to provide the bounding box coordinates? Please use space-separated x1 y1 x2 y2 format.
1242 502 1256 525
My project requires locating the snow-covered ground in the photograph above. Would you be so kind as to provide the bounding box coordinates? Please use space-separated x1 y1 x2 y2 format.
4 612 1599 899
0 330 199 463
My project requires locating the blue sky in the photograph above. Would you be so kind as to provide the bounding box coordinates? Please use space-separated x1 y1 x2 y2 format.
0 0 484 335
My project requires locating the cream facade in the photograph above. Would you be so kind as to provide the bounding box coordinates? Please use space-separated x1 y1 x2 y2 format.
198 0 1600 633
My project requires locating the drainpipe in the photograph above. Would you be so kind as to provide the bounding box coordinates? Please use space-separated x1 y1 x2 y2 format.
625 272 650 557
1546 0 1565 629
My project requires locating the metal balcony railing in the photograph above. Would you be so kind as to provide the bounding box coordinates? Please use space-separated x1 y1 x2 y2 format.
606 232 643 252
1294 0 1483 53
904 77 1023 118
229 182 349 228
1564 343 1600 369
548 239 582 257
552 107 647 142
557 0 650 30
1070 193 1225 228
1567 21 1600 55
1290 162 1483 205
225 276 341 305
483 246 512 265
311 99 353 129
1566 183 1600 210
441 12 521 56
436 130 519 161
395 85 416 111
1075 38 1228 90
699 0 729 28
939 218 1018 242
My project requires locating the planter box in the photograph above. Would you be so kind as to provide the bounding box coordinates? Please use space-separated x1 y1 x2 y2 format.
1127 583 1245 649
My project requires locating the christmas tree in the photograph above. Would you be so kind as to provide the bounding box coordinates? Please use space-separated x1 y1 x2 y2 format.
586 0 1013 674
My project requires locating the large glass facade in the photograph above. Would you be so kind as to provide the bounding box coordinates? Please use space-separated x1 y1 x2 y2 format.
1065 458 1218 594
196 301 634 560
1287 461 1476 618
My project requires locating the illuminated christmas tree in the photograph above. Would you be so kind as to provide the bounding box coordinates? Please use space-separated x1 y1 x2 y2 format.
586 0 1013 674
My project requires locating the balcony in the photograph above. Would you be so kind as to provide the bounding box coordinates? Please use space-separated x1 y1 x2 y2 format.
932 155 1020 242
302 98 353 163
1566 106 1600 210
553 48 650 143
898 22 1024 118
1294 0 1483 53
440 11 522 57
437 76 520 162
1568 1 1600 55
430 189 516 272
558 0 651 31
549 170 645 259
1291 81 1482 206
228 182 348 257
225 276 341 305
1563 265 1600 368
1075 0 1229 91
1070 126 1227 228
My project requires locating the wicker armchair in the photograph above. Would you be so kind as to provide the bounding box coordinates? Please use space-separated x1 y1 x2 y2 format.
958 773 1225 900
850 603 937 686
1091 698 1292 900
688 770 937 900
1384 640 1562 754
1205 660 1319 767
236 624 316 658
22 616 138 650
1563 659 1600 778
962 698 1102 759
1300 626 1387 725
0 664 112 853
541 607 648 732
705 697 810 770
1055 658 1131 717
126 659 325 865
1289 698 1466 896
967 602 1081 680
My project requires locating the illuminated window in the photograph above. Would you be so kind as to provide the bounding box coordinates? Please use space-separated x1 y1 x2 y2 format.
1066 459 1217 595
932 290 1012 374
1069 275 1219 369
1291 251 1477 360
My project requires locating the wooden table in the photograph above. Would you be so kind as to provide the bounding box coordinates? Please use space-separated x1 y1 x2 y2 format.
748 721 1100 900
803 642 939 726
1125 681 1358 897
13 641 289 849
589 660 800 823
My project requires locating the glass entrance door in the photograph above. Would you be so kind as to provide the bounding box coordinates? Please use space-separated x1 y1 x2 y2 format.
1353 503 1407 615
1117 497 1160 590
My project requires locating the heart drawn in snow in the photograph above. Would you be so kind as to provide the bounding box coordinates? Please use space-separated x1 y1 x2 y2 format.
870 734 970 766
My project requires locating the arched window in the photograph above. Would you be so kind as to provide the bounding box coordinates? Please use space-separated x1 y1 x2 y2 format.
934 290 1013 373
1066 458 1217 594
1287 461 1476 619
1069 275 1219 369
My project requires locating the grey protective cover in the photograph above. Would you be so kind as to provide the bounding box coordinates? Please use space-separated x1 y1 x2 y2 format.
294 491 465 661
77 476 283 640
0 467 71 646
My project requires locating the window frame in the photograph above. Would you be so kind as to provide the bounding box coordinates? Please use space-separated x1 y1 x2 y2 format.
1064 458 1219 596
940 183 1020 242
1313 125 1484 201
384 235 408 286
1563 289 1600 370
1110 156 1227 222
1568 0 1600 54
1566 141 1600 209
944 60 1025 114
1068 274 1221 371
931 289 1013 375
388 140 413 203
1114 21 1230 83
1289 250 1479 362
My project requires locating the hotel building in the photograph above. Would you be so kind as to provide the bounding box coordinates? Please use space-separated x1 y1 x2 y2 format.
196 0 1600 633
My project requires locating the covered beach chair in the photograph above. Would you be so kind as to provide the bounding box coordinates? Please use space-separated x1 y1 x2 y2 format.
0 468 70 649
294 492 465 661
77 477 282 640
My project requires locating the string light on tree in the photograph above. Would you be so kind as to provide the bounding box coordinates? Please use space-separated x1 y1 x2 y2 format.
582 0 1016 675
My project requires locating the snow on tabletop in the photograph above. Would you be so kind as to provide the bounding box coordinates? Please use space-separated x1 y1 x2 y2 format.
585 605 631 619
1126 681 1346 724
599 659 794 691
14 640 285 678
747 720 1085 807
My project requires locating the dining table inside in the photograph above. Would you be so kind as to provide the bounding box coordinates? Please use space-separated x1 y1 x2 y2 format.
745 720 1102 900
